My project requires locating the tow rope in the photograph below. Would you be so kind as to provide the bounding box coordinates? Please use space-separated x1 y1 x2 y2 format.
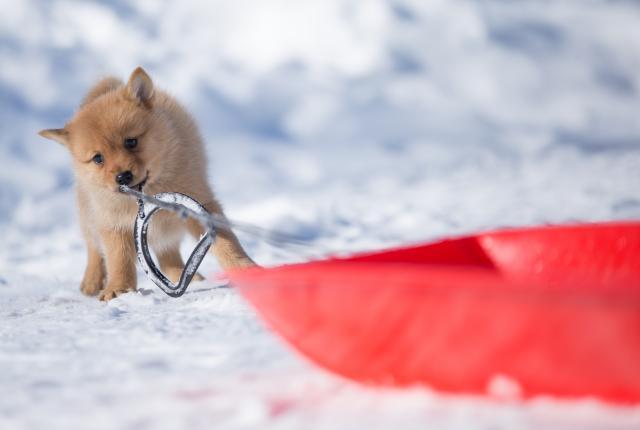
119 185 322 297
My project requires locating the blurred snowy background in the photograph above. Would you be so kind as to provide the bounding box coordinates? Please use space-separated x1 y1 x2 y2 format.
1 1 639 429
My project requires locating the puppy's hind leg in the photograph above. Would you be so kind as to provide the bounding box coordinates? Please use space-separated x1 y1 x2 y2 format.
186 199 256 271
156 247 205 284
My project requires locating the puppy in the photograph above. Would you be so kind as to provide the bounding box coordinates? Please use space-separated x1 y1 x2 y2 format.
39 67 255 300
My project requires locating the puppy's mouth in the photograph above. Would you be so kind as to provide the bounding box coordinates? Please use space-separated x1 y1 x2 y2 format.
131 172 149 191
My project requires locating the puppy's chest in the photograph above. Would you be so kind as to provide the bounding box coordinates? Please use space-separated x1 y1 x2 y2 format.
89 196 139 231
87 196 187 250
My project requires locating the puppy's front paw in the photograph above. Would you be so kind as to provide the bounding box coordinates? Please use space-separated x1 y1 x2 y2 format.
80 272 105 296
99 285 135 301
81 281 102 296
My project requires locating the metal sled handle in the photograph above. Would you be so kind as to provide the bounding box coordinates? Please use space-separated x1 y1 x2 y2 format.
133 192 215 297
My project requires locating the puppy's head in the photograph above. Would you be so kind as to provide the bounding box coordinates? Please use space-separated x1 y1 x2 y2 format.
39 67 163 193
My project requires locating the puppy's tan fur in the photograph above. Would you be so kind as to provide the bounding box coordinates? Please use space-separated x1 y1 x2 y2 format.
39 67 255 301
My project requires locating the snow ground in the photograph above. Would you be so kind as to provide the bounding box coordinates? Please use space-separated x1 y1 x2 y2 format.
1 1 640 429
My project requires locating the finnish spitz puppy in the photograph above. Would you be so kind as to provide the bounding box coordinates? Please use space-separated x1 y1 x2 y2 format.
39 67 255 300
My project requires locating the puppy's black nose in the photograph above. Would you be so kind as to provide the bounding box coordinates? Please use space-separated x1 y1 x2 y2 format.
115 171 133 185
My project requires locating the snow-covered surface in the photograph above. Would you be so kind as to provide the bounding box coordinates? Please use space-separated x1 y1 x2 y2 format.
1 1 640 428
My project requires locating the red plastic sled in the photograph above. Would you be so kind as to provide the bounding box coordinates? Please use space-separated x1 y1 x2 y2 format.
228 222 640 404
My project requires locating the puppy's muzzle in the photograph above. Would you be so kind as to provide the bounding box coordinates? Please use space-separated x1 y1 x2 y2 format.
115 171 133 186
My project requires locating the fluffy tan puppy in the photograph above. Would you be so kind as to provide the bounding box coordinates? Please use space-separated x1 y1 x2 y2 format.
39 67 255 300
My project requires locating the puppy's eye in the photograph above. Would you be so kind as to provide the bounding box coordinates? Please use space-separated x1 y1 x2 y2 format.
124 138 138 150
92 153 104 165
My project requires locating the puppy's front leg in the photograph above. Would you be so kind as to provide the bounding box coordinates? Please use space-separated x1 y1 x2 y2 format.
99 228 137 301
80 242 105 296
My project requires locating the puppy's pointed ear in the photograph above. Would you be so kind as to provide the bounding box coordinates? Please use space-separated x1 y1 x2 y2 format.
38 128 69 147
126 66 154 106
